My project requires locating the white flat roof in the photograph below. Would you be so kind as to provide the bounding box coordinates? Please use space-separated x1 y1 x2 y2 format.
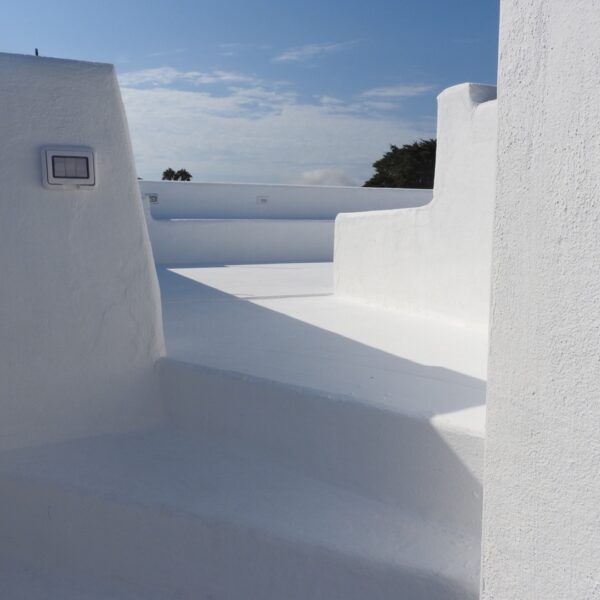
159 262 487 435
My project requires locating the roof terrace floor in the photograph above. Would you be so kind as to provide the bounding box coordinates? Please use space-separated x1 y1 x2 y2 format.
158 262 487 435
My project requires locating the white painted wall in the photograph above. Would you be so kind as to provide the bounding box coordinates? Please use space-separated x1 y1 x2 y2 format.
143 198 333 265
482 2 600 598
0 53 164 451
141 181 432 265
140 180 432 220
334 83 497 328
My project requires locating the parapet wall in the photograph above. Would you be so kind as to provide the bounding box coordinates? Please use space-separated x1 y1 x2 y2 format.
140 181 432 266
334 83 497 327
142 198 334 265
141 180 432 220
0 53 164 451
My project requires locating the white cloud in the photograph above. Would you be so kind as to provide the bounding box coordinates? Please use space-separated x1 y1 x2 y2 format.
120 82 434 184
362 84 436 98
117 63 436 184
317 95 344 106
362 100 400 111
118 66 255 87
147 48 186 58
273 41 355 63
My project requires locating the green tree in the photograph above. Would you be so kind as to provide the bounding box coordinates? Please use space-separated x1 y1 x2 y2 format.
174 169 192 181
364 138 436 188
162 168 176 181
162 168 193 181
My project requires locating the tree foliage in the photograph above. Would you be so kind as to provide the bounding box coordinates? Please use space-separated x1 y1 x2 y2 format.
364 138 436 188
162 168 193 182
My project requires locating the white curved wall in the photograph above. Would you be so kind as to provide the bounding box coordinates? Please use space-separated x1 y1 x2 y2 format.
140 180 432 220
0 53 164 451
334 83 497 328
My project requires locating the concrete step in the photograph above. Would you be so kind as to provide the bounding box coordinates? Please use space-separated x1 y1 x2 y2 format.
0 428 478 600
158 262 486 539
160 358 485 538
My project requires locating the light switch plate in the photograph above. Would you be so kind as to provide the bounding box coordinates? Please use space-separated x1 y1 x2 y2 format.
41 146 96 189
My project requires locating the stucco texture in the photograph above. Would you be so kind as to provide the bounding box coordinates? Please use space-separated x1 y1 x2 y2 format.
482 1 600 598
0 53 164 451
334 83 497 328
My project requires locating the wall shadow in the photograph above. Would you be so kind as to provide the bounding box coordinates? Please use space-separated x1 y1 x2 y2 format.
156 265 486 545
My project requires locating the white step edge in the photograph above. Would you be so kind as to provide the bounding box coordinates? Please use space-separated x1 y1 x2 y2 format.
159 357 484 537
0 428 478 600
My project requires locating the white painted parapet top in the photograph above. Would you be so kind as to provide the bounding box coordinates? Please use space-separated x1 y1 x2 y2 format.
140 180 432 220
334 83 497 327
0 53 164 451
482 1 600 598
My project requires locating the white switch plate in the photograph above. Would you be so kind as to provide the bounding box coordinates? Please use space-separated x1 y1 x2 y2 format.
41 146 96 189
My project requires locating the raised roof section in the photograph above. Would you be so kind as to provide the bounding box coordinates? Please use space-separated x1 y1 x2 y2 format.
334 83 497 327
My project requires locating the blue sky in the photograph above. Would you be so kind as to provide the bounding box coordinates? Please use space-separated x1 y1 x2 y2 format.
1 0 499 185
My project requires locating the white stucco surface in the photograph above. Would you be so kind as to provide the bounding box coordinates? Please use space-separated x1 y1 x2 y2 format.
157 263 487 551
0 257 486 599
334 83 497 327
159 263 488 403
141 182 432 266
0 49 492 599
0 428 479 600
481 2 600 598
143 199 334 265
140 180 432 220
0 53 164 451
0 260 486 597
